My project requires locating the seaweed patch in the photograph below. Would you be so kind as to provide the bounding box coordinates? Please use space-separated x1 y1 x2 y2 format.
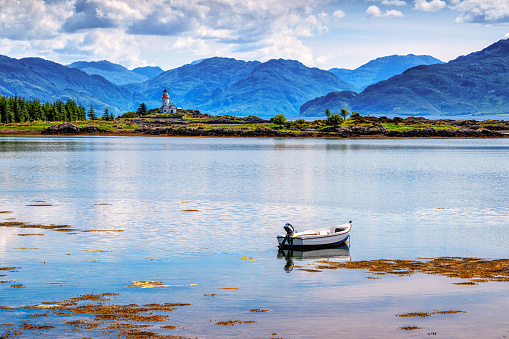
398 326 422 331
215 320 256 326
310 257 509 284
239 256 256 261
0 293 190 338
128 281 196 288
0 222 123 235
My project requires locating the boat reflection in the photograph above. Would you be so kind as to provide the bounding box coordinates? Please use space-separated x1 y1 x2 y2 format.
277 243 351 273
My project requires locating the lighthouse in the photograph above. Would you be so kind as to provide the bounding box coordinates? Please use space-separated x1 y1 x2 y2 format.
160 89 170 113
160 89 180 114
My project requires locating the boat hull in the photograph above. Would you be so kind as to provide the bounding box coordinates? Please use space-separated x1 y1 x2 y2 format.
277 235 349 250
277 222 351 250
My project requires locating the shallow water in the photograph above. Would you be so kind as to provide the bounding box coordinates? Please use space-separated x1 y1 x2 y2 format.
1 136 508 338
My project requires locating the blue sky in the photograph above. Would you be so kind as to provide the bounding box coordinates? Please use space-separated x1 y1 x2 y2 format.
0 0 508 71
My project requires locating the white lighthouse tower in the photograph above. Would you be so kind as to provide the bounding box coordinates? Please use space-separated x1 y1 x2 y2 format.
160 89 170 113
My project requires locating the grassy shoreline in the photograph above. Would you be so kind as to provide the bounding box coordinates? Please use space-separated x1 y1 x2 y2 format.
1 114 508 138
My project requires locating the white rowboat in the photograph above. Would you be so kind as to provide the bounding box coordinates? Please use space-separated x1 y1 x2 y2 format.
277 221 351 250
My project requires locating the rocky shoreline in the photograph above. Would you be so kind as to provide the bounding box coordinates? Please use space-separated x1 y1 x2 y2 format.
35 121 507 138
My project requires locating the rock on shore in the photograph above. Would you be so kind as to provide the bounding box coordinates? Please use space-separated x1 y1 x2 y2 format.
42 123 107 134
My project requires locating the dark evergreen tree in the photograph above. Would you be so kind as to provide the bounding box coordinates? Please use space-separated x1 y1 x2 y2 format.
102 108 110 120
65 99 78 121
27 100 44 121
0 95 90 122
78 105 86 120
87 105 97 120
5 99 14 123
108 110 115 121
137 102 148 115
13 96 29 123
43 102 54 121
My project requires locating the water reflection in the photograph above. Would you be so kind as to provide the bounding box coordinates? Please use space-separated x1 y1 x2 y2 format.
277 243 351 272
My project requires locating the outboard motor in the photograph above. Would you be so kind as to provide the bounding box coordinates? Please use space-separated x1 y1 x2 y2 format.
284 223 294 236
279 223 295 248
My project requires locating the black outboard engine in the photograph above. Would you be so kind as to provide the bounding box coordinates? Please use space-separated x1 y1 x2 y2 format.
280 223 295 248
284 223 294 236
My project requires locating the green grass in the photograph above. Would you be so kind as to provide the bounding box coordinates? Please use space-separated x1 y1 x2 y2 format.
382 123 460 131
0 122 54 131
0 118 475 135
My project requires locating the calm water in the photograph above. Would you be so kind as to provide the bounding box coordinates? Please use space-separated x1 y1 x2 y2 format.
1 136 508 338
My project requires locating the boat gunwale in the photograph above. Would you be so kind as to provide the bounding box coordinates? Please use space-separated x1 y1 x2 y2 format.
277 222 351 240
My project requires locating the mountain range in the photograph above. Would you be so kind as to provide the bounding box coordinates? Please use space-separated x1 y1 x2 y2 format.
2 39 509 117
0 56 132 113
300 39 509 117
68 60 153 85
329 54 443 90
129 58 357 116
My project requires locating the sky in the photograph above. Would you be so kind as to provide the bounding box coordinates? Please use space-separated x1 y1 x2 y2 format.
0 0 508 71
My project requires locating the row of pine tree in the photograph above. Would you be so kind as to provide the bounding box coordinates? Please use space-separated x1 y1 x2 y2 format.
0 95 115 123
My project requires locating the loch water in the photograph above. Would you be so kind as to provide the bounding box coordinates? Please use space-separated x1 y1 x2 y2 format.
1 135 508 338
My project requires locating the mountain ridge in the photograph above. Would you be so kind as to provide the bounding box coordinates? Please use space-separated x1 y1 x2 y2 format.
301 38 509 117
0 56 132 113
68 60 150 86
189 58 357 116
329 54 443 90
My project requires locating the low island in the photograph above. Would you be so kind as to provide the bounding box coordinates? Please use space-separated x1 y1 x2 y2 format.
1 110 508 138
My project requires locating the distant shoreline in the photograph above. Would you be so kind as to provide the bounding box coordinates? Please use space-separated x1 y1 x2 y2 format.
1 115 508 139
1 128 508 139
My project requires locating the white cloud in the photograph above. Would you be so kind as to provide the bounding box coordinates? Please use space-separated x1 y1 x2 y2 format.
173 36 212 56
53 29 144 68
506 33 509 38
0 0 334 68
365 5 404 17
381 0 407 6
333 10 346 19
0 0 73 40
385 9 405 16
413 0 446 12
253 33 317 66
451 0 509 23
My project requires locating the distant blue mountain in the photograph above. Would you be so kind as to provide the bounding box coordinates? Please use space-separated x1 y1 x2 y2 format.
3 40 508 119
68 60 149 85
127 57 357 116
132 66 164 79
189 58 357 116
0 55 133 114
329 54 443 90
126 57 262 109
301 39 509 117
